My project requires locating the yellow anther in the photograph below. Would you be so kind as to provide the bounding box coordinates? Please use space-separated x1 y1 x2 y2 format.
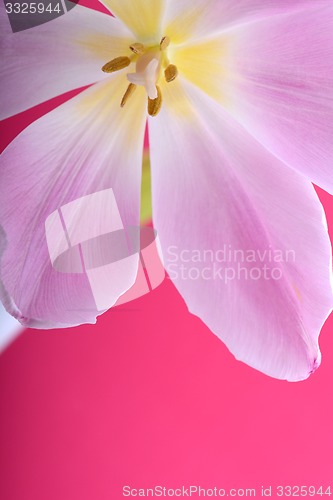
102 56 131 73
130 43 145 55
148 86 162 117
164 64 178 83
121 83 137 108
160 36 170 51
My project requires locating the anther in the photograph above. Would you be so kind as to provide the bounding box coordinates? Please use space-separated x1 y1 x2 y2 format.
164 64 178 83
148 86 162 117
102 56 131 73
121 83 137 108
160 36 170 51
130 43 145 55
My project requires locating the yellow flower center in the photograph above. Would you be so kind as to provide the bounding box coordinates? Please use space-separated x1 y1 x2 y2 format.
101 36 178 117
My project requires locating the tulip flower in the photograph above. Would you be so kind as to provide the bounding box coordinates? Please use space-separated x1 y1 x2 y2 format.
0 0 332 381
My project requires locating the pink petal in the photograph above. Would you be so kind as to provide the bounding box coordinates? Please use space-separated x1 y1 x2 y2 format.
0 76 147 328
0 5 133 118
163 0 330 44
149 80 333 381
223 4 333 193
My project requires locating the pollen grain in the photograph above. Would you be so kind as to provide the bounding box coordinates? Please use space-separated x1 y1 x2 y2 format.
121 83 137 108
102 56 131 73
148 86 162 117
164 64 178 83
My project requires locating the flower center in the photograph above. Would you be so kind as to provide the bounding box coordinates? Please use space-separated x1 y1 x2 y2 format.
101 36 178 117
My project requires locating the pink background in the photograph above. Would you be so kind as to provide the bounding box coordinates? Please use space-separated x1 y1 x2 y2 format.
1 4 333 497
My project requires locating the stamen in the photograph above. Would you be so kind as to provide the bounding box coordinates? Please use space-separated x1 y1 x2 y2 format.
121 84 137 108
101 36 177 116
148 86 162 117
102 56 131 73
164 64 178 83
130 43 145 55
160 36 170 51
